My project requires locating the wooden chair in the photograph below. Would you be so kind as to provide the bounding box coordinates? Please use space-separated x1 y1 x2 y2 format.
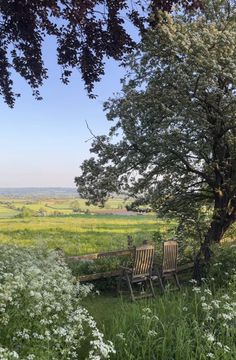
159 240 180 290
117 244 156 301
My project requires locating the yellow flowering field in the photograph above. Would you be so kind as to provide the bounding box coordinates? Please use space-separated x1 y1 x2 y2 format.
0 212 175 255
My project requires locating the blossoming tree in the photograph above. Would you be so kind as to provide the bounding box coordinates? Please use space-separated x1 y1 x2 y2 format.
76 0 236 275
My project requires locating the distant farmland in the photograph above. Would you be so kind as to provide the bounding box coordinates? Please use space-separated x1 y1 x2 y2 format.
0 192 176 255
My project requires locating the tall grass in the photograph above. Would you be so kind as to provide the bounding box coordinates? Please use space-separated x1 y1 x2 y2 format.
0 241 235 359
0 214 175 255
85 243 236 360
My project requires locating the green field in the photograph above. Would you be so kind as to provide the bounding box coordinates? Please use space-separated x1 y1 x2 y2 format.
1 194 236 360
0 197 132 217
0 196 175 255
0 213 175 255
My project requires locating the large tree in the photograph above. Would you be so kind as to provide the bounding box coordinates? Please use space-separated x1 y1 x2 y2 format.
75 0 236 272
0 0 200 107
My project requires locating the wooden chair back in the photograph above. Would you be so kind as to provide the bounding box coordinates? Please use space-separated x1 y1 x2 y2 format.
132 244 155 278
162 241 178 274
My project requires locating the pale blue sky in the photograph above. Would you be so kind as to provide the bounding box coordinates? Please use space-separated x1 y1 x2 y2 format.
0 37 126 187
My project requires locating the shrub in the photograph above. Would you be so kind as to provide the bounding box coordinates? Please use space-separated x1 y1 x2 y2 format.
207 243 236 288
0 245 115 360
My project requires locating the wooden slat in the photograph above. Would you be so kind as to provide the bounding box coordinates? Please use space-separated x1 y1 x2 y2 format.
78 262 195 282
177 262 194 272
79 270 121 282
71 241 196 283
133 245 154 277
68 248 133 261
163 241 178 272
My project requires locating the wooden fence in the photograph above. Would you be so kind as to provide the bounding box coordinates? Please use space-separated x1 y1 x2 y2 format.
68 248 132 261
67 248 194 282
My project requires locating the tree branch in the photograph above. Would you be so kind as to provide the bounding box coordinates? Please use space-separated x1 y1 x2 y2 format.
169 149 214 187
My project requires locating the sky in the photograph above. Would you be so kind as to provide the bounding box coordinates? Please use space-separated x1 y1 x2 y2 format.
0 37 126 188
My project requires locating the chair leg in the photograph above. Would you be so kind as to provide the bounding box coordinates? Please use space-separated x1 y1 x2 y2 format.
155 269 165 293
159 276 165 293
174 273 181 290
117 276 122 296
149 278 155 298
125 273 135 301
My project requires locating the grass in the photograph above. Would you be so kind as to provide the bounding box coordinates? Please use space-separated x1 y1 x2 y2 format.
0 215 175 255
0 204 18 217
0 193 235 359
83 242 236 360
1 242 235 359
0 213 176 255
83 285 236 360
0 197 175 255
0 197 132 217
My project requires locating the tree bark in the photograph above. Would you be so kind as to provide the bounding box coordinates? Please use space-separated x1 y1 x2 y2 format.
193 197 235 281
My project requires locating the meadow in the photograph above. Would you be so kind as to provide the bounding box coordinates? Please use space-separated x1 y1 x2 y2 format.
1 242 235 360
0 196 176 255
0 196 131 217
0 192 235 360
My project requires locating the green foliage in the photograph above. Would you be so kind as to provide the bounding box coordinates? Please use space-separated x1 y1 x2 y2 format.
0 245 115 359
85 243 236 360
17 206 35 218
70 200 81 213
76 0 236 247
207 242 236 287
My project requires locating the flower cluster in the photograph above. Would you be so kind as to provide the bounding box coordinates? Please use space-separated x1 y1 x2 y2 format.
188 262 236 359
199 283 236 356
0 245 115 360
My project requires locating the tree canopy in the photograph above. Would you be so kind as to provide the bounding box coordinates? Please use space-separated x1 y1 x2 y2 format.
0 0 200 107
76 0 236 265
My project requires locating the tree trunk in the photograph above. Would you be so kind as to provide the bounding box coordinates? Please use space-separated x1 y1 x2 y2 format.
193 200 234 281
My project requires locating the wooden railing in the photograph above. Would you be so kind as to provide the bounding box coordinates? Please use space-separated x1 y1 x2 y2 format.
67 248 194 282
68 248 133 261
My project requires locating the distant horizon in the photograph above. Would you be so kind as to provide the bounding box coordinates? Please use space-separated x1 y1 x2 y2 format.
0 186 75 188
0 187 78 198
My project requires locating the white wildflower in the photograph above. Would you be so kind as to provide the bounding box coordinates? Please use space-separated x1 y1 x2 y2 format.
116 333 125 341
148 330 158 337
204 289 212 296
192 287 201 293
142 307 152 314
205 332 215 343
189 279 197 284
206 353 214 358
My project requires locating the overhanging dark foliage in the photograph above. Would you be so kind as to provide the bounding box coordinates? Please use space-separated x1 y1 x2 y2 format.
0 0 201 107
